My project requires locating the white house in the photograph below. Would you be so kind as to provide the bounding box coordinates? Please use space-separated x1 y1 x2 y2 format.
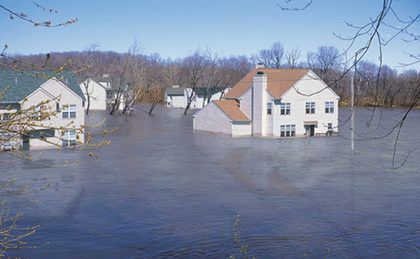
79 77 110 110
165 85 228 109
193 68 340 138
0 68 85 150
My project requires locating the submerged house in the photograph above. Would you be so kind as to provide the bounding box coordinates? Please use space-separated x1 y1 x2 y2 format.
80 75 126 111
165 85 228 109
193 67 339 137
0 68 85 149
79 76 111 111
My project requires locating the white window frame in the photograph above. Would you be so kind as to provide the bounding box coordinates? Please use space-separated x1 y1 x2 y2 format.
305 102 315 114
280 124 296 137
62 129 77 147
267 102 272 115
325 101 334 113
62 104 76 119
280 102 291 115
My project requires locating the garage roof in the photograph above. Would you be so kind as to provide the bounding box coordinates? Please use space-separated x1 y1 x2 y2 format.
213 100 250 122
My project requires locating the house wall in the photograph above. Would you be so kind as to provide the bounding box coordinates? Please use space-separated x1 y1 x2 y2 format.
193 102 232 135
239 88 252 119
272 72 339 137
80 79 107 110
20 78 85 149
231 122 252 137
166 95 185 108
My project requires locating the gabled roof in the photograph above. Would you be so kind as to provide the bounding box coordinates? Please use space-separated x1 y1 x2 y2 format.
223 68 310 99
0 68 84 103
213 99 250 122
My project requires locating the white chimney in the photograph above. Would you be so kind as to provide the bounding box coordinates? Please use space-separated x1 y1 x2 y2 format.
255 62 265 69
252 71 268 136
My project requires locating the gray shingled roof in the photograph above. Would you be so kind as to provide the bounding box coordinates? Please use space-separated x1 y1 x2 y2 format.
0 68 84 103
165 86 228 96
165 87 186 96
193 87 227 96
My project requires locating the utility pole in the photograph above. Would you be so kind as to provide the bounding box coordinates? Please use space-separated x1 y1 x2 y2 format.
351 71 355 155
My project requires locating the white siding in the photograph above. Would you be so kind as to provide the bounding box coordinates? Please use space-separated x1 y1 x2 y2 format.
272 72 339 137
239 88 252 119
231 122 252 137
80 79 107 110
193 102 232 135
252 74 267 136
166 95 186 108
21 78 85 149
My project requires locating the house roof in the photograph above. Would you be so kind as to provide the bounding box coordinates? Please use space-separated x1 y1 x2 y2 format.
213 99 250 122
165 87 186 95
0 68 84 103
193 87 227 96
223 68 310 99
165 86 228 96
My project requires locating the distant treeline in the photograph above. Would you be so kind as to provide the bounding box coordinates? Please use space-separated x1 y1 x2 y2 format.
3 42 419 108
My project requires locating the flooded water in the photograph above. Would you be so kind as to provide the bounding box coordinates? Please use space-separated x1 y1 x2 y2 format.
1 107 420 258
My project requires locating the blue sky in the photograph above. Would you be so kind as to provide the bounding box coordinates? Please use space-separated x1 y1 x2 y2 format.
1 0 419 70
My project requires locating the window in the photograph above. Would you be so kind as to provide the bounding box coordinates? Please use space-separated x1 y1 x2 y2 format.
1 113 12 121
62 129 77 147
280 124 296 137
267 102 272 115
32 106 43 120
305 102 315 114
328 123 333 130
62 104 76 119
325 101 334 113
280 103 291 115
56 102 60 112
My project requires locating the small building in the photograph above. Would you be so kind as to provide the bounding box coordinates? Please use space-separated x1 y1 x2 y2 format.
79 77 110 111
193 68 339 138
165 85 228 109
0 68 85 150
165 85 186 108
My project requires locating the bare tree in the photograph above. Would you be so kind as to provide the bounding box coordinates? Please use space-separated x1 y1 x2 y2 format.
76 44 100 115
179 50 208 115
285 48 301 68
108 43 140 115
254 41 285 68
